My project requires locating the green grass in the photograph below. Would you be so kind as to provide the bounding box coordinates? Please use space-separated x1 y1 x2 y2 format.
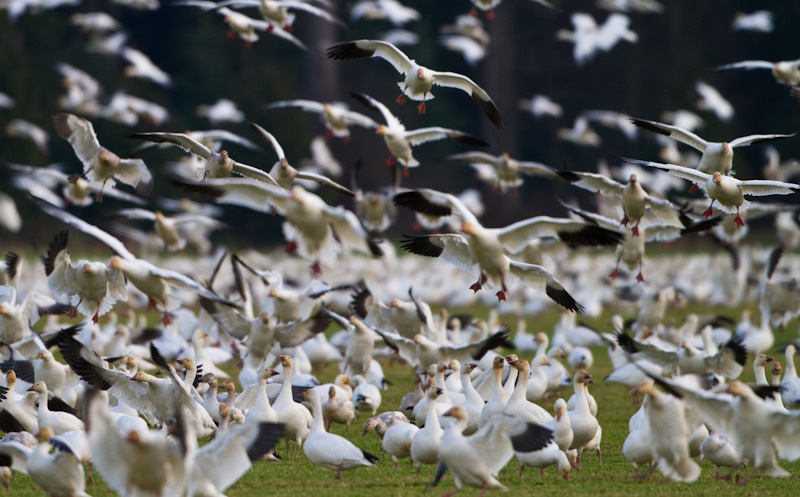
12 303 800 497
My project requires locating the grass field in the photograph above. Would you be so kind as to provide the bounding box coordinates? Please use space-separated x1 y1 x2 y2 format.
10 302 800 497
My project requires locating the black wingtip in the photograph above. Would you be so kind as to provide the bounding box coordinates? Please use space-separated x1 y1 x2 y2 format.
43 229 68 276
545 284 584 314
471 93 504 129
393 191 452 217
325 41 374 61
4 252 19 280
361 449 380 464
630 118 670 137
558 225 624 249
350 282 370 319
615 332 638 355
767 246 784 280
725 336 748 367
399 235 444 258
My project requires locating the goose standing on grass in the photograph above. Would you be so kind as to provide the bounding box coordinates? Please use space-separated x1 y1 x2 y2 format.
326 39 503 128
479 356 508 427
567 370 599 467
380 420 418 469
504 356 553 424
630 117 794 190
621 157 800 228
272 355 312 457
244 367 280 424
303 389 378 479
543 398 573 453
52 113 153 201
781 344 800 407
362 411 409 438
351 374 382 417
347 92 488 173
323 386 356 431
700 429 739 480
410 383 444 473
456 362 485 435
28 382 84 435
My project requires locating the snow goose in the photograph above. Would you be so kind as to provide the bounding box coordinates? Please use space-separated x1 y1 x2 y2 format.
172 179 383 276
395 188 621 305
410 383 444 473
244 368 280 424
781 344 800 407
433 406 554 493
373 326 508 371
52 113 153 200
350 0 420 26
113 208 225 253
121 47 171 87
326 40 503 128
267 99 378 141
695 81 735 122
616 331 747 378
753 353 775 385
302 389 377 478
543 398 573 453
351 374 381 417
380 420 417 469
129 129 278 183
635 157 800 226
10 163 147 208
347 92 488 172
32 195 234 325
362 411 408 438
635 381 700 482
272 355 312 457
557 170 681 236
478 356 507 428
398 374 424 413
516 431 573 480
200 295 330 366
84 388 195 497
442 151 558 194
456 362 484 435
566 371 599 466
188 420 284 497
246 123 355 197
700 429 739 480
716 58 800 86
42 230 127 324
0 426 90 497
504 356 552 424
28 382 84 435
323 386 356 431
53 332 216 436
630 117 793 186
643 373 800 484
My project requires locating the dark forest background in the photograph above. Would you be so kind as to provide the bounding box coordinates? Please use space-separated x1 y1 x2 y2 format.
1 0 798 251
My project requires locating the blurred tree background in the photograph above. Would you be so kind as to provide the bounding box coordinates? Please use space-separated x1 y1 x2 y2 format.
0 0 798 252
